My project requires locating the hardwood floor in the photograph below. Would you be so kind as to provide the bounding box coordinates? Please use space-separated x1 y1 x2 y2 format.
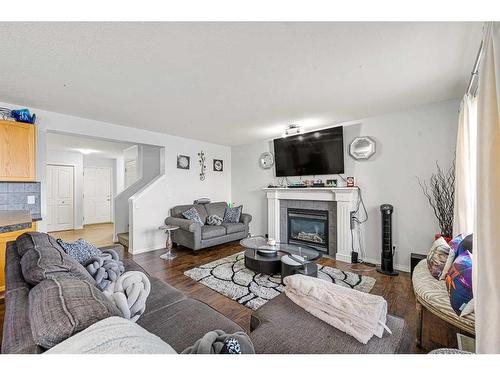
0 235 468 353
126 241 469 353
49 223 115 247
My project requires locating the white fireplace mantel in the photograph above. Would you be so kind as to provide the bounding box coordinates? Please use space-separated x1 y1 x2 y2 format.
263 187 359 263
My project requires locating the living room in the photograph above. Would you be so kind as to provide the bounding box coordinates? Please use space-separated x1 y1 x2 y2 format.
0 0 499 371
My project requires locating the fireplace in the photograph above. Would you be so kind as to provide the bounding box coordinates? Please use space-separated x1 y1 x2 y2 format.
287 208 329 252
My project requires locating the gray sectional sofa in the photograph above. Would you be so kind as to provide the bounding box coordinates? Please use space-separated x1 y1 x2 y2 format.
165 202 252 251
2 231 409 354
1 232 242 354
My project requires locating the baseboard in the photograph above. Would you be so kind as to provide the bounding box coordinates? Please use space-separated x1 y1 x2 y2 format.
360 257 410 273
334 253 352 263
129 244 163 255
334 253 410 273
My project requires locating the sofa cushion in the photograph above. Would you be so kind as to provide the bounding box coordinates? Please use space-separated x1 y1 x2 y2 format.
205 202 228 219
17 232 96 286
171 204 208 223
57 238 102 264
137 298 244 353
249 293 409 354
222 223 246 234
29 276 121 349
426 237 451 280
201 225 226 239
223 205 243 223
182 207 205 226
445 250 473 316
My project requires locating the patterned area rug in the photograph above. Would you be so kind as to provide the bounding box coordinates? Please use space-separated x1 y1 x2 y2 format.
184 251 376 310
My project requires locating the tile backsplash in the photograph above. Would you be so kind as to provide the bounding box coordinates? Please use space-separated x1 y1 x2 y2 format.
0 182 41 219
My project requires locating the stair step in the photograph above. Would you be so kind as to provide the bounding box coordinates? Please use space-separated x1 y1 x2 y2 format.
117 232 129 248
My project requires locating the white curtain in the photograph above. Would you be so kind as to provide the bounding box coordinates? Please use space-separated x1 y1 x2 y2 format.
475 22 500 354
453 95 476 237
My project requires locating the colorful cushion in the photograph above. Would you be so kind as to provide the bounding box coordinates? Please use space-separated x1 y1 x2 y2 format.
206 214 223 226
439 234 464 280
182 207 205 226
457 234 473 256
445 250 473 316
223 205 242 224
426 237 451 280
57 238 102 264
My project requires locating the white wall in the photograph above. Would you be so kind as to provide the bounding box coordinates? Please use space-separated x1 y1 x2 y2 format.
129 142 231 253
0 100 232 252
231 99 459 271
114 144 162 238
46 150 84 229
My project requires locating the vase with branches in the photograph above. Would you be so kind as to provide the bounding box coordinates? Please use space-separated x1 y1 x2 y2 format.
417 160 455 239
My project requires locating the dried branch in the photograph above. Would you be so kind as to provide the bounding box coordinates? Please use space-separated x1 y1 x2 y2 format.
417 160 455 238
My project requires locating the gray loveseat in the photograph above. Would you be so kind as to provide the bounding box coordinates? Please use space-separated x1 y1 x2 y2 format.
165 202 251 251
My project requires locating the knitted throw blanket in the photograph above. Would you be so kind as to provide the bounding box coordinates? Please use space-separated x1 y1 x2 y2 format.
103 271 151 322
84 248 125 290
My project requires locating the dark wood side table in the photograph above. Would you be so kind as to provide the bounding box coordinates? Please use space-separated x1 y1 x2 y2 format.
410 253 427 278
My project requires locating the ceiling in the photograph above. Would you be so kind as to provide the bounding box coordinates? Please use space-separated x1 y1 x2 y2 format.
47 132 134 159
0 22 483 145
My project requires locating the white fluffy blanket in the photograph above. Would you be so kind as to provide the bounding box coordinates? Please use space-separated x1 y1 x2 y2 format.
284 274 391 344
46 317 176 354
103 271 151 322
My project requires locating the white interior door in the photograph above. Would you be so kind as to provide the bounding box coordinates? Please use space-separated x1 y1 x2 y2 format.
84 167 112 224
47 165 74 232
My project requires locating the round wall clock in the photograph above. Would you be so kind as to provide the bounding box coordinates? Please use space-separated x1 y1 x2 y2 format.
259 152 274 169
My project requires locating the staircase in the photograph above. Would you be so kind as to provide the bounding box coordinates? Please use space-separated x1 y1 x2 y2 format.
117 232 129 249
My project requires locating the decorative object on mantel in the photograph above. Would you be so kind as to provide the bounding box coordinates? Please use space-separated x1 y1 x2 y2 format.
184 251 375 310
326 179 338 187
213 159 223 172
417 161 455 239
259 152 274 169
198 151 206 181
346 177 355 187
349 136 376 160
176 155 190 170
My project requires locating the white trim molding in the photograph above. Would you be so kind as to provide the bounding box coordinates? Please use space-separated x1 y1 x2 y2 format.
263 187 358 263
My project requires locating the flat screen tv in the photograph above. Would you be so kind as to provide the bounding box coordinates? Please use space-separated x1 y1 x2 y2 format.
273 126 344 177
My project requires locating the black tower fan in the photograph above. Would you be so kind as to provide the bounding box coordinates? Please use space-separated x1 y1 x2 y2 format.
376 204 399 276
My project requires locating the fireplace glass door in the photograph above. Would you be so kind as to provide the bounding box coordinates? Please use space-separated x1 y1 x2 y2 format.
287 208 328 251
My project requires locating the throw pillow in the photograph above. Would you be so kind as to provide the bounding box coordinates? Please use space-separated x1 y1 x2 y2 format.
440 234 464 280
206 214 223 226
17 232 96 286
445 250 473 316
29 276 121 348
223 205 242 224
457 234 473 256
426 237 451 280
57 238 102 264
182 207 205 226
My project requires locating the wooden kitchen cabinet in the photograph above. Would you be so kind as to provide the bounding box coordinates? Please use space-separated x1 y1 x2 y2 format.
0 120 36 181
0 222 36 294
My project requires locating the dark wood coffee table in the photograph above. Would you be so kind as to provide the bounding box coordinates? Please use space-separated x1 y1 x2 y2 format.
241 236 321 276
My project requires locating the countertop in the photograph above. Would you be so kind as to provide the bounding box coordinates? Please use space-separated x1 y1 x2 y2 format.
0 210 41 234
